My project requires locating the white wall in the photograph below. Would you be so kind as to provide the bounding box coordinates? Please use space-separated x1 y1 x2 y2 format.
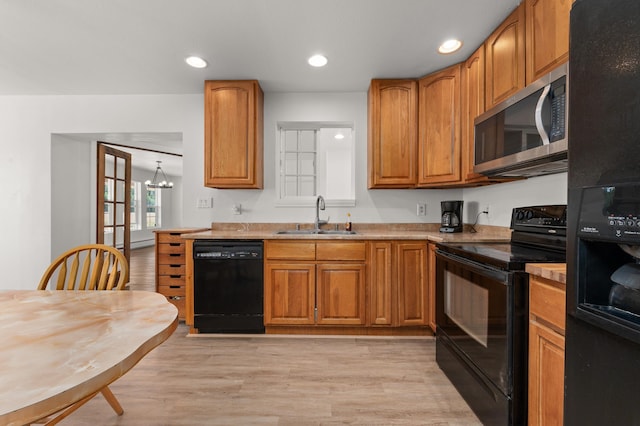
51 135 93 258
0 92 567 290
463 173 568 226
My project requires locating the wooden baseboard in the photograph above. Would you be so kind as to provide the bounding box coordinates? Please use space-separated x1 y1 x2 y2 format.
265 326 433 336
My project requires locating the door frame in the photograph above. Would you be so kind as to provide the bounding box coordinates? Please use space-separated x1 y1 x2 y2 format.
97 143 132 269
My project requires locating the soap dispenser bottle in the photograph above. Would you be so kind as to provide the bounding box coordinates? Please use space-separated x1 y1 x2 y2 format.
345 213 352 232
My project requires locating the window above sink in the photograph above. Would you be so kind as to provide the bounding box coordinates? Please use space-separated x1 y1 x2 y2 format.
276 121 355 207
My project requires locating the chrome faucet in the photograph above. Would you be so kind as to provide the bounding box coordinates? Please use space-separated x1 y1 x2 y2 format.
315 195 328 230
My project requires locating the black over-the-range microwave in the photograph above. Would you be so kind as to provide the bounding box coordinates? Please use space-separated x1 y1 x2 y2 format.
474 63 568 178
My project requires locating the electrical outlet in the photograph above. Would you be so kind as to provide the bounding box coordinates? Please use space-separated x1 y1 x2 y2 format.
232 203 242 215
416 203 427 216
483 205 490 215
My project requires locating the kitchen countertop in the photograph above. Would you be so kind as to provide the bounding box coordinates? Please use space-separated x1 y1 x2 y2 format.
179 223 511 243
526 263 567 284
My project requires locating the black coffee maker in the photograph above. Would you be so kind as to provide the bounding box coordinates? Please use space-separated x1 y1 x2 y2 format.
440 200 463 233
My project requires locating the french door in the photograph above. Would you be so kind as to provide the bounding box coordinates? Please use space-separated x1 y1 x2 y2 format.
97 143 131 270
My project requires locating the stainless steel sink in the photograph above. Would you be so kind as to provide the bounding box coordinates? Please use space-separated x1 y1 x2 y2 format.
275 229 356 235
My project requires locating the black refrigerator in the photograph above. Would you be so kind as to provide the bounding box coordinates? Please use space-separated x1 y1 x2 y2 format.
566 0 640 424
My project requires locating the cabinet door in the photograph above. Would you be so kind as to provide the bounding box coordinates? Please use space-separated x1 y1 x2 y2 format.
526 0 571 85
264 263 315 325
417 64 462 186
204 80 263 189
461 46 490 184
368 79 417 188
316 263 366 325
485 3 526 109
368 242 393 325
529 321 565 426
395 242 428 326
427 243 437 332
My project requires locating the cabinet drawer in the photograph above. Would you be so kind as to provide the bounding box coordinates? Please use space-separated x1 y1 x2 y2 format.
316 242 366 261
158 284 185 297
530 276 566 332
157 233 186 244
158 275 185 286
158 264 186 276
158 243 185 254
158 252 186 264
266 241 316 260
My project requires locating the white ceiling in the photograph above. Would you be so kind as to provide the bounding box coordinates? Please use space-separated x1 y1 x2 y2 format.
0 0 519 95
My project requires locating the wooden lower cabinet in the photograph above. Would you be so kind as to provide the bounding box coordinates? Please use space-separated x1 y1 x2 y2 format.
427 243 437 332
264 241 366 327
155 228 207 320
528 273 566 426
369 242 393 325
396 242 428 325
265 239 429 333
264 262 315 325
368 241 429 328
316 263 366 325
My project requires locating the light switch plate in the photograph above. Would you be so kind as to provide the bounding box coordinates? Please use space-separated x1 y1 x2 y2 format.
197 197 212 209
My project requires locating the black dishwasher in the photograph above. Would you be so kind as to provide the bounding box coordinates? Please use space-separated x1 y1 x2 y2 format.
193 240 264 333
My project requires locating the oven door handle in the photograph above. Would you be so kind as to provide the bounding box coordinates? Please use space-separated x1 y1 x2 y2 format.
435 249 510 284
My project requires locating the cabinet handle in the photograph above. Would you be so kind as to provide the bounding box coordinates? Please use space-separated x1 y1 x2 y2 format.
169 253 180 257
169 275 182 279
169 243 181 247
169 296 182 300
169 264 181 268
169 285 181 289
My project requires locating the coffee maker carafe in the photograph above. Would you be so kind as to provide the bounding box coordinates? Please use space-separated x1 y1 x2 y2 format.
440 201 463 233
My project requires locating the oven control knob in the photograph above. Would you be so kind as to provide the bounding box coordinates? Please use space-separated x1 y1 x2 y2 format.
628 220 635 226
610 219 616 226
526 211 534 220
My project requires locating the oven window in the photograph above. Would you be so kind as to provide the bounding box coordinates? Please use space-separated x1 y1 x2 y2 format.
444 270 489 347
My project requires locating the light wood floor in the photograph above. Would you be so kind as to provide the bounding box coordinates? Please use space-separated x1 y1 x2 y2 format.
62 246 480 425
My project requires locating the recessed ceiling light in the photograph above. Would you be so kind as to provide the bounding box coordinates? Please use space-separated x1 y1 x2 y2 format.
185 56 208 68
334 133 345 140
308 54 328 67
438 39 463 54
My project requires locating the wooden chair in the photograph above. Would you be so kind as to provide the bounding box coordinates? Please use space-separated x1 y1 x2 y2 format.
38 244 129 291
35 244 129 425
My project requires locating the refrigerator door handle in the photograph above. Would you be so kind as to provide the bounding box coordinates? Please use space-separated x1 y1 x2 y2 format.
535 84 551 146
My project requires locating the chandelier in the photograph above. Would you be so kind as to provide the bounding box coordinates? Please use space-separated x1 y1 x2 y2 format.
145 161 173 189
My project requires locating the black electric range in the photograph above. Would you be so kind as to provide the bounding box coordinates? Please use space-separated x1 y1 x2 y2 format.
438 204 567 271
435 205 566 426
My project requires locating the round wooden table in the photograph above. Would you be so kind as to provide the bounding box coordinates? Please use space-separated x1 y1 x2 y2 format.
0 290 178 425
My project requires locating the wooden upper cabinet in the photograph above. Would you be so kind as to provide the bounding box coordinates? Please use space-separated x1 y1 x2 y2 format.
485 3 526 109
204 80 263 189
461 45 488 183
417 64 462 186
368 79 418 188
525 0 571 84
